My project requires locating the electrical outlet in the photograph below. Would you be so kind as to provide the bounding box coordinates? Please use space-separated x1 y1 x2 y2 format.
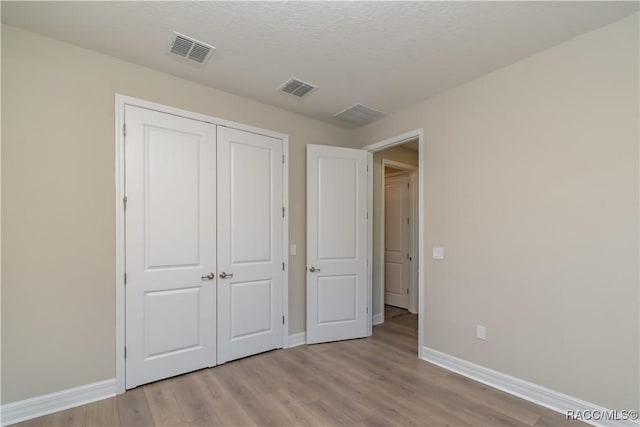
476 325 486 340
290 244 297 256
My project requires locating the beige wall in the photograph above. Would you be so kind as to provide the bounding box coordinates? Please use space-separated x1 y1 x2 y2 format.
0 25 350 403
372 145 419 316
351 13 639 411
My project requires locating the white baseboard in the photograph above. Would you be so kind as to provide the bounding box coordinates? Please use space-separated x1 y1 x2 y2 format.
1 379 116 426
373 313 384 325
422 347 639 427
288 332 307 348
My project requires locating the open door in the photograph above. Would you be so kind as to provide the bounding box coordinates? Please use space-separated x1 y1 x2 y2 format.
306 144 369 344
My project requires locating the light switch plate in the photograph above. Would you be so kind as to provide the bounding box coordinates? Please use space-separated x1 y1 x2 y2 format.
477 325 487 340
290 244 297 256
432 247 444 260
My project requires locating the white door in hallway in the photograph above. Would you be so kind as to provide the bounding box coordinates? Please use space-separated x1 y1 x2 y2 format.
306 144 369 344
125 106 217 389
384 174 411 309
216 126 284 364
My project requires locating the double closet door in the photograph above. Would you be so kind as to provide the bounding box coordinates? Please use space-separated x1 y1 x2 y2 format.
124 105 284 389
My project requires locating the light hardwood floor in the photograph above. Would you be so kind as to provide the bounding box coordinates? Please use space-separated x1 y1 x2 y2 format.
14 314 584 427
384 305 410 320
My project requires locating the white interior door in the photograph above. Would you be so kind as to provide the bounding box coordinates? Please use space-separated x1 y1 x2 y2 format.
125 106 216 389
306 144 368 344
384 174 411 309
217 127 284 364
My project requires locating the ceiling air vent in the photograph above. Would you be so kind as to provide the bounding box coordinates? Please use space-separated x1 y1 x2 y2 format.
335 104 385 125
278 78 317 98
169 32 215 64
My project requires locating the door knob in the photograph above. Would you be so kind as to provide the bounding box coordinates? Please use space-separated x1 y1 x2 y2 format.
201 272 215 280
219 272 234 279
308 267 320 272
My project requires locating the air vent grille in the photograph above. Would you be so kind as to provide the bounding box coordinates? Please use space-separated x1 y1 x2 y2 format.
279 78 317 98
169 32 215 64
335 104 385 124
170 35 193 57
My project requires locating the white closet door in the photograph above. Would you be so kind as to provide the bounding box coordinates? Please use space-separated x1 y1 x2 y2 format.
216 127 284 364
306 144 368 344
125 106 216 389
384 174 411 309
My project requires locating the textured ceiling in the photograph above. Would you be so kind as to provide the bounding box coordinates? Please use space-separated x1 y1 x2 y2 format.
2 1 638 128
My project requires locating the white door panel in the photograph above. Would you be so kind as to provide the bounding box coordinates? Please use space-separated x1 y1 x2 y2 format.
384 174 410 309
125 106 216 389
317 275 358 323
317 157 358 259
307 145 368 344
217 126 284 363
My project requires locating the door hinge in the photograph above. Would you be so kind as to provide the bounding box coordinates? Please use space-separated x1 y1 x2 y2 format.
366 165 369 172
282 154 285 164
406 288 409 295
282 315 285 325
408 182 410 188
282 207 285 218
282 262 285 271
124 273 127 284
123 195 128 211
123 123 127 137
366 307 368 314
366 212 369 219
124 346 127 358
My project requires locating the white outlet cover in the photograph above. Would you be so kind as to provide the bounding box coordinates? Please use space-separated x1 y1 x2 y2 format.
476 325 487 340
432 247 444 259
290 244 297 256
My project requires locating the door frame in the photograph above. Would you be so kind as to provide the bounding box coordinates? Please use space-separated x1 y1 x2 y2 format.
380 159 418 315
114 94 290 394
363 129 424 358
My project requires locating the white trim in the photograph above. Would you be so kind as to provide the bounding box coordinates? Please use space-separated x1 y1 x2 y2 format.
288 332 307 348
115 94 290 394
282 137 290 348
116 95 288 140
364 129 423 152
114 96 126 394
1 379 116 426
422 347 639 427
366 152 374 336
373 313 384 325
363 129 425 358
379 159 418 318
409 171 419 314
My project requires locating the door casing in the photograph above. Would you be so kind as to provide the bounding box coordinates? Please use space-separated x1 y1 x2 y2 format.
115 94 290 394
363 129 425 359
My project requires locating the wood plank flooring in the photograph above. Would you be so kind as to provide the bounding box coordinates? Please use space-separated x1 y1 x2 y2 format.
384 305 410 320
14 314 584 426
